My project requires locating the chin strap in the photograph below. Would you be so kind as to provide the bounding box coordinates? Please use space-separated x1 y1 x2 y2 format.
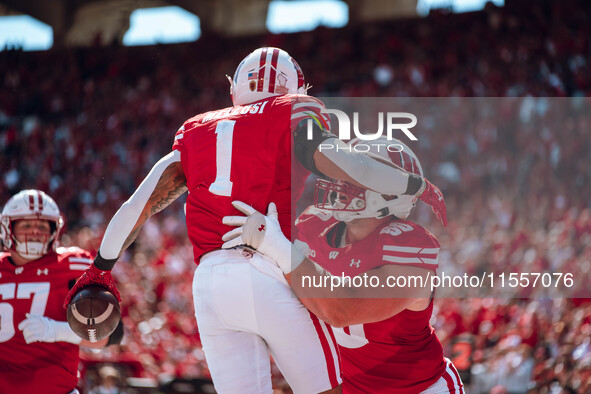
13 240 47 260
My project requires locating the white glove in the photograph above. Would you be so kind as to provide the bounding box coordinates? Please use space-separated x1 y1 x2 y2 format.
18 314 82 345
222 201 305 274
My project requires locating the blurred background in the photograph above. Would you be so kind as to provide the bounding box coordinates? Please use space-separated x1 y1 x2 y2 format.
1 0 591 392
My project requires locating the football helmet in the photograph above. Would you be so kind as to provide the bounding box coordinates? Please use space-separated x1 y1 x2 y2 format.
0 190 64 259
315 137 423 222
229 47 307 106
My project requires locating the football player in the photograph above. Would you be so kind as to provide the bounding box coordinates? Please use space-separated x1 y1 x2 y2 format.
222 138 464 393
0 190 124 394
65 47 446 393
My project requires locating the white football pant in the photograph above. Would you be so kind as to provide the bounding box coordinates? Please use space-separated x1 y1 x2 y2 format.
193 248 341 394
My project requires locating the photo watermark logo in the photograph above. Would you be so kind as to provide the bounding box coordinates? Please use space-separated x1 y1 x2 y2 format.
307 109 418 152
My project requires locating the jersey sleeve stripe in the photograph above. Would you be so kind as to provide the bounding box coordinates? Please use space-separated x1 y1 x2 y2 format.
292 101 324 111
291 112 331 132
70 263 92 270
68 257 93 264
382 255 439 265
291 110 331 123
383 245 440 254
383 250 438 259
291 113 309 121
291 110 322 120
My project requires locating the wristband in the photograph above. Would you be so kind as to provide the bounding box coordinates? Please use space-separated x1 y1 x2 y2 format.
94 252 118 271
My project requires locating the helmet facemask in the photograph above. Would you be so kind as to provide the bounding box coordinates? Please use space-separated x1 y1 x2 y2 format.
314 180 417 222
8 220 58 260
315 180 365 222
313 136 424 222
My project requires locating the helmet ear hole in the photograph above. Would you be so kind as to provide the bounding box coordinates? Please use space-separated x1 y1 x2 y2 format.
377 208 390 218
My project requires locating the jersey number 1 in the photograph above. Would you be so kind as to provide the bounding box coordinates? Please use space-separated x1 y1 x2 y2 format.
209 120 236 197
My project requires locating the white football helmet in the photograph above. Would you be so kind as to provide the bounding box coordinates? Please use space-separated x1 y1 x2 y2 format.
0 190 64 259
315 137 424 222
229 47 307 106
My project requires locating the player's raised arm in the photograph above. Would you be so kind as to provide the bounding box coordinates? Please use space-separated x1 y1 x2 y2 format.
98 150 187 262
292 109 447 226
63 150 187 307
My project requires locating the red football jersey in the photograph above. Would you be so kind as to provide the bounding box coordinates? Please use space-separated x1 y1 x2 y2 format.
0 247 93 394
173 94 329 262
296 208 446 393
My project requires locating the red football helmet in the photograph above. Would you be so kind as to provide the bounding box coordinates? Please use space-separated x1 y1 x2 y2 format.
0 190 64 259
228 47 307 106
315 137 423 222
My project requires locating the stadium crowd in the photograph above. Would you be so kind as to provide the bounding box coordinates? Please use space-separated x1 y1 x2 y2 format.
1 0 590 392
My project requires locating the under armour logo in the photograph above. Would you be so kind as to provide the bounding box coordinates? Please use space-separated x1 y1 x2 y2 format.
434 189 444 202
329 251 339 260
37 268 49 276
241 248 254 259
15 267 24 275
258 224 266 232
350 259 361 268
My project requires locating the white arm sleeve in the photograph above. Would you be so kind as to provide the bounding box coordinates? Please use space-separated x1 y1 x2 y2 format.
100 150 182 260
320 137 412 196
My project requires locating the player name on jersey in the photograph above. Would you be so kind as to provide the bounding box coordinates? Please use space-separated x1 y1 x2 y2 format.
202 100 269 123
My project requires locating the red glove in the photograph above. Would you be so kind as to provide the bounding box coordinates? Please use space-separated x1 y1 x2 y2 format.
418 179 448 227
63 264 121 309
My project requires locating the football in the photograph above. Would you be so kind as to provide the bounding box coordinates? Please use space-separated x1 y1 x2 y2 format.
67 285 121 342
